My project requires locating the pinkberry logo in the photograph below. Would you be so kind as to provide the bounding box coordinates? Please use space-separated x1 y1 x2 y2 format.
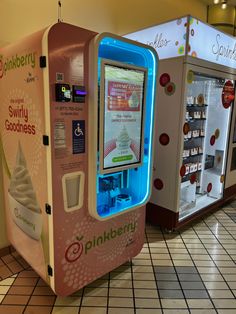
64 221 137 263
0 52 36 79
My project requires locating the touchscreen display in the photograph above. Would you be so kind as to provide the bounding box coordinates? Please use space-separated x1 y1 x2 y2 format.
102 63 146 172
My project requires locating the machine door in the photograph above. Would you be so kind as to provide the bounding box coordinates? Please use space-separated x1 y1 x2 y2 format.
179 69 234 220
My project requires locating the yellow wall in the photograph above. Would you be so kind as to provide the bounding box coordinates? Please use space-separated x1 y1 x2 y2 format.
0 0 116 47
0 158 8 248
0 0 207 46
0 0 207 249
110 0 207 35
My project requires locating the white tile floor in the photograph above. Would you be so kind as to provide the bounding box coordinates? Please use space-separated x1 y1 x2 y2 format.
0 200 236 313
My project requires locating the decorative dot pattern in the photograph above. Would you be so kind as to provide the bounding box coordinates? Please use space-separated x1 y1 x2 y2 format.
153 178 164 190
210 135 216 146
180 165 186 177
159 133 170 146
207 182 212 193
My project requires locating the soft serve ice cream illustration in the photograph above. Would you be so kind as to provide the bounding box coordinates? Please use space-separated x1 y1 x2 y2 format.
8 142 42 240
128 91 139 108
116 126 131 150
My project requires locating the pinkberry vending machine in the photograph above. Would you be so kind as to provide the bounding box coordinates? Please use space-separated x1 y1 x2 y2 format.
0 22 157 296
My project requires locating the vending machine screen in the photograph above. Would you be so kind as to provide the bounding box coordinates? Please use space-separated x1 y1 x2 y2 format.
100 61 146 173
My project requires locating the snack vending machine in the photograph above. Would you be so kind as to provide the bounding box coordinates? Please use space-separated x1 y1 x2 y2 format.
126 16 236 230
0 22 157 295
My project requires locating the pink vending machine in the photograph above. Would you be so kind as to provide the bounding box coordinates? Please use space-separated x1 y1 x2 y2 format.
0 22 157 295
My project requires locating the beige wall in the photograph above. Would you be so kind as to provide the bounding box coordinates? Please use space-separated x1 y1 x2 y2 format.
110 0 207 35
0 0 207 46
0 0 207 249
0 0 116 47
0 156 8 248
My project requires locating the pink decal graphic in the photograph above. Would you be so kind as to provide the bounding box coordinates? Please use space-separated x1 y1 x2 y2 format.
191 51 197 57
222 80 234 109
159 133 170 146
154 178 164 190
165 82 176 96
65 238 84 263
210 135 216 146
207 183 212 193
180 165 186 177
159 73 170 87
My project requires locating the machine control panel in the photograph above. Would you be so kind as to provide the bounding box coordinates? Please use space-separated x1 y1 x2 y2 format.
55 83 71 102
72 85 87 103
55 84 86 103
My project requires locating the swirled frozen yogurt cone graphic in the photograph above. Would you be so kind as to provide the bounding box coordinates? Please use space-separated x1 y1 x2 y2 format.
128 91 139 108
8 142 42 240
116 126 131 150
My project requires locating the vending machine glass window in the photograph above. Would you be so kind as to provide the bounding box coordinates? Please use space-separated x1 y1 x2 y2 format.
99 60 146 174
180 72 233 220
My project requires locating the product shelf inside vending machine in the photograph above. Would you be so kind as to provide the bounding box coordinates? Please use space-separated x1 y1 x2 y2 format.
179 71 232 221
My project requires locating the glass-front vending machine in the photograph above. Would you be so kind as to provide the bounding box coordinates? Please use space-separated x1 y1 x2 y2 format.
0 22 157 295
126 16 236 230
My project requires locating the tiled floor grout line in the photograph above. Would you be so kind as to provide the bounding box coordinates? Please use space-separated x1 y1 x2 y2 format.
145 228 164 313
22 276 41 314
204 209 236 299
1 202 236 313
1 273 18 304
178 223 219 312
219 206 236 241
204 211 236 263
162 228 191 314
130 257 136 313
189 216 234 312
78 286 85 313
0 253 23 279
106 269 111 314
145 229 164 314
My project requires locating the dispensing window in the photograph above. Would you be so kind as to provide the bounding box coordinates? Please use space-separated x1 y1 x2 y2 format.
99 59 146 174
62 171 85 212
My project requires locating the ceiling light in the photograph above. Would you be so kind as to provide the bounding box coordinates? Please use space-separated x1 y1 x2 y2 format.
213 0 220 3
222 1 227 9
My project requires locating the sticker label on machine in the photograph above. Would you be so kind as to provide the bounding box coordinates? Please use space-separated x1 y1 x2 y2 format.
72 120 85 154
103 64 145 170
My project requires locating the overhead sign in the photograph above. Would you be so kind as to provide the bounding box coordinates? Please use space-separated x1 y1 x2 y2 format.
188 18 236 69
125 17 188 60
125 16 236 69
